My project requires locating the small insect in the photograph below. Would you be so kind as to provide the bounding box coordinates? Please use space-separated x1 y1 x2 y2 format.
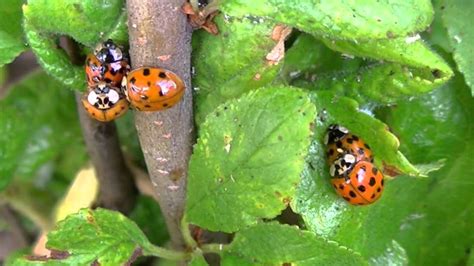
325 124 373 164
94 39 127 64
326 125 384 205
81 82 129 122
122 67 185 111
330 160 384 205
85 40 130 87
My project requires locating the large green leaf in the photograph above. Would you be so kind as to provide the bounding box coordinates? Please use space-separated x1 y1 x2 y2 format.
294 75 474 265
0 71 85 191
0 0 27 66
186 87 316 232
193 14 281 124
8 209 152 265
441 0 474 96
221 0 433 40
226 223 367 265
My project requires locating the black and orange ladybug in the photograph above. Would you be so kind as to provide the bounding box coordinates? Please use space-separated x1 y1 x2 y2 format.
81 82 129 122
325 125 384 205
122 67 185 111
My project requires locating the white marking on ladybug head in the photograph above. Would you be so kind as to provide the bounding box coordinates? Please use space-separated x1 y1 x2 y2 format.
343 154 356 164
87 90 99 105
107 89 120 104
324 132 329 145
338 125 349 133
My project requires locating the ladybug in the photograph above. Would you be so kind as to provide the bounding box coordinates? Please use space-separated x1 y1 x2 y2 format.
94 39 126 64
122 67 185 111
85 39 130 87
325 125 384 205
330 159 384 205
325 124 373 164
85 53 130 87
81 82 129 122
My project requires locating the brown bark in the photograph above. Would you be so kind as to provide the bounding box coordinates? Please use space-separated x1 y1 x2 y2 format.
75 94 138 214
126 0 193 249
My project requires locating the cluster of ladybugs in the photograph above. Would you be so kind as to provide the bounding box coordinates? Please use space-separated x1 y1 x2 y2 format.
82 40 185 122
325 125 384 205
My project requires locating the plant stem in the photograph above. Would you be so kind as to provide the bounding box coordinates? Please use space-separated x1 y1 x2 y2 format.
126 0 194 250
143 244 191 261
200 243 229 255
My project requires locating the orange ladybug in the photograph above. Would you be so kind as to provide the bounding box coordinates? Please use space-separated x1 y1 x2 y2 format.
122 67 185 111
85 53 129 87
330 158 384 205
81 82 129 122
324 124 373 164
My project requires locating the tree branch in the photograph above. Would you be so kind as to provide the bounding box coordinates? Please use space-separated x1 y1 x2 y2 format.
75 94 138 213
126 0 193 249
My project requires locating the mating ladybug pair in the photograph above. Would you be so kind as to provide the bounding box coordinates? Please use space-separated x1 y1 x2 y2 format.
82 40 185 122
325 125 384 205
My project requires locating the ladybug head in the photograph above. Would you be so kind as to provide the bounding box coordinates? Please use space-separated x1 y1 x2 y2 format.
88 84 121 109
95 39 123 64
325 124 349 144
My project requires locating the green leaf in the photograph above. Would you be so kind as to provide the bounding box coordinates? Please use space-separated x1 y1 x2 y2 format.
220 253 256 266
193 14 282 124
186 87 316 232
129 195 169 246
441 0 474 95
279 34 363 84
23 19 85 89
369 241 408 266
314 37 452 104
0 71 85 191
294 75 474 265
23 0 125 47
0 0 27 66
45 208 151 265
227 223 367 265
22 0 127 89
312 91 418 176
221 0 433 40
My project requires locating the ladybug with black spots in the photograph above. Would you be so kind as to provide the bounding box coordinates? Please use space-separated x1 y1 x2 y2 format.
325 125 384 205
81 82 129 122
122 67 185 111
84 40 130 87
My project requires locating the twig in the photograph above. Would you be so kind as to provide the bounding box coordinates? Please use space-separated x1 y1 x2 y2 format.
126 0 193 249
75 96 138 214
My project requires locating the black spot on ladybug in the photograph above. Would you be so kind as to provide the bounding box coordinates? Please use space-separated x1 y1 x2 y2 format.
143 68 150 76
371 193 375 199
358 148 365 155
336 141 343 148
110 68 118 75
346 138 354 144
121 106 125 110
381 179 385 186
159 72 167 78
352 135 359 141
163 103 169 108
377 187 381 193
357 185 366 192
328 149 334 156
92 112 96 116
159 90 164 97
104 78 112 83
349 190 357 198
130 77 136 84
147 81 151 86
144 104 151 108
115 112 119 115
343 197 350 201
339 184 344 190
364 143 371 150
369 177 376 186
372 167 378 175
